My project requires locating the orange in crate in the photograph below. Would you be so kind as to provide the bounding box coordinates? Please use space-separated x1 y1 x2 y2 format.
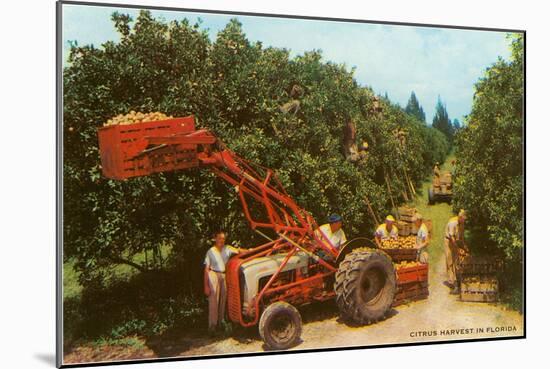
97 116 199 180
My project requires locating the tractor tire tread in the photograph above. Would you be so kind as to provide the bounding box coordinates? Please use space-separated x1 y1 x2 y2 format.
334 248 396 324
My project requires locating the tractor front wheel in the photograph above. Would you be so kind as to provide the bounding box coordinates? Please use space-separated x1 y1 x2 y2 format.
335 248 396 324
259 301 302 350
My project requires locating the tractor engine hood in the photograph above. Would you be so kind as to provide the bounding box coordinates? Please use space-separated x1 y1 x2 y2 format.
240 252 309 308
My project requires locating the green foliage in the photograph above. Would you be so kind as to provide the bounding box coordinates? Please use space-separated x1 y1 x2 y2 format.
419 123 450 168
405 91 426 123
452 118 461 131
432 96 455 144
64 268 206 343
63 11 453 339
453 34 524 301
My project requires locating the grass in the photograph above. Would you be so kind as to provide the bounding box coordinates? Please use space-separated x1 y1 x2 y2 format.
409 155 456 274
63 243 173 300
63 259 83 300
91 335 146 349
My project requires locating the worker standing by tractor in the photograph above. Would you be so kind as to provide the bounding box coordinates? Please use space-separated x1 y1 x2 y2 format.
433 162 441 188
204 231 241 332
374 215 399 248
413 213 430 264
317 214 347 250
444 210 468 295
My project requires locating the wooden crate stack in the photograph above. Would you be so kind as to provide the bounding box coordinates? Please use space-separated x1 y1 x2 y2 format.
397 206 416 236
393 263 429 307
397 221 411 236
457 255 503 303
398 206 416 220
397 206 433 236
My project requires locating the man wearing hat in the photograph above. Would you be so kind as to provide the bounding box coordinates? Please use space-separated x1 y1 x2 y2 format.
374 215 399 248
317 214 348 250
413 212 430 264
444 209 468 294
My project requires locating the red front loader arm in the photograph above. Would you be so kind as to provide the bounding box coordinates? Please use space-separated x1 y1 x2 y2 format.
134 125 339 259
97 116 340 326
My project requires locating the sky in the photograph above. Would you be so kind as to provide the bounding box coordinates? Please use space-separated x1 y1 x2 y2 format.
62 3 514 124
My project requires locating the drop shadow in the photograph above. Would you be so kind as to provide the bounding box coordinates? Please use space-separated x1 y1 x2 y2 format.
34 353 56 366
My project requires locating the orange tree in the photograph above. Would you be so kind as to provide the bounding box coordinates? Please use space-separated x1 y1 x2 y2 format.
453 34 524 308
63 11 450 339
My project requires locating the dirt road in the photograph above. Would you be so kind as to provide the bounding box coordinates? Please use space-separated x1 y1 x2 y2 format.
65 248 523 364
177 248 522 357
64 162 523 364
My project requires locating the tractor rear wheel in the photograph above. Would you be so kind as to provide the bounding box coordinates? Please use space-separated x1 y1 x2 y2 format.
259 301 302 350
334 248 396 324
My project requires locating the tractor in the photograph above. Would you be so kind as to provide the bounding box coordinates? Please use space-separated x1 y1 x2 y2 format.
428 170 453 205
97 115 396 350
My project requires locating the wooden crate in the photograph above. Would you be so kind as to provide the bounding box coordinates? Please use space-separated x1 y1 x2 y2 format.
460 290 498 302
381 248 418 262
398 206 416 222
398 206 416 217
97 116 199 180
397 221 411 236
460 275 499 302
457 255 504 277
393 263 429 306
393 281 429 307
396 263 429 284
441 172 452 184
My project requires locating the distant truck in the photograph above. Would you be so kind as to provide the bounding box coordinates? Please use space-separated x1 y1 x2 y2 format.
428 171 453 204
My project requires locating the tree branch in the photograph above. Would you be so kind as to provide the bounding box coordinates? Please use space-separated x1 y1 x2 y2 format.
106 255 148 273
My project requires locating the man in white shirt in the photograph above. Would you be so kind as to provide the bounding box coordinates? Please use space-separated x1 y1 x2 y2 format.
413 213 430 264
203 231 240 331
374 215 399 248
317 214 347 251
444 210 468 294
